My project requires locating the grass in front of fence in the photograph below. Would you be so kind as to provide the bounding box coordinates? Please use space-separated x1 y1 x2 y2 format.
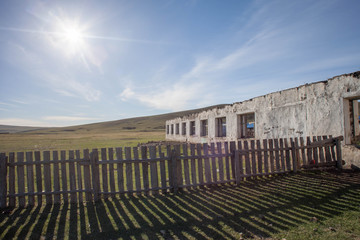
0 130 165 153
1 170 359 239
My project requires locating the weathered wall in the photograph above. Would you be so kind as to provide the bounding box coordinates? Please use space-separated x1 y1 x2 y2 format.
166 72 360 143
165 72 360 167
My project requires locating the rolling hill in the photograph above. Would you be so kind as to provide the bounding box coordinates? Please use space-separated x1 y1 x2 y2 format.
0 104 228 134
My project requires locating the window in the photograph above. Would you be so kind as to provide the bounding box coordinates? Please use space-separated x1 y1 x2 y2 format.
182 122 187 135
190 121 196 136
166 125 169 134
344 98 360 144
175 123 179 135
238 113 255 138
171 124 174 135
216 117 226 137
201 119 208 136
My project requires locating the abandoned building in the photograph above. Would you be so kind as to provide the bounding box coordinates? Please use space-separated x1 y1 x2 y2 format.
165 72 360 166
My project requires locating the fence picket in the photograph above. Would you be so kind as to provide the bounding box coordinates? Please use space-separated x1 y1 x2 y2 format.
8 152 15 207
183 144 191 187
284 139 291 171
318 136 325 163
108 148 116 197
263 140 269 174
323 136 332 162
203 143 211 184
190 144 197 187
83 149 92 202
312 136 319 164
116 147 124 194
159 146 167 193
279 139 285 172
91 149 100 201
268 139 275 173
76 150 83 203
243 141 251 179
210 143 218 183
299 137 306 166
306 137 312 165
101 148 109 198
60 151 68 203
0 153 7 208
26 152 35 206
43 151 53 204
274 139 280 172
53 151 61 204
224 142 230 181
149 146 159 193
133 147 141 195
17 152 25 207
125 147 133 193
256 140 263 176
217 142 224 182
290 138 297 172
196 144 204 187
237 141 244 181
250 140 257 177
35 151 43 205
234 150 241 185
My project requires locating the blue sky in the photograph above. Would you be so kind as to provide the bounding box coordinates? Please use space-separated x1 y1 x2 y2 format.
0 0 359 127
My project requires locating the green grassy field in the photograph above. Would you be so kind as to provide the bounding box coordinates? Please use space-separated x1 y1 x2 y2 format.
0 104 227 153
1 170 359 239
0 130 165 153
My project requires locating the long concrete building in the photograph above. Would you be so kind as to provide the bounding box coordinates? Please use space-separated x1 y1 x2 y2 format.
165 72 360 165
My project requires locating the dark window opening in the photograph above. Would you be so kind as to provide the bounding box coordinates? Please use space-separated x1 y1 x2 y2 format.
182 122 186 135
238 113 255 138
190 121 196 136
201 120 208 137
175 123 179 135
216 117 226 137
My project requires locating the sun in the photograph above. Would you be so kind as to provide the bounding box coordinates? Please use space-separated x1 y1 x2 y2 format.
64 26 83 44
53 19 88 56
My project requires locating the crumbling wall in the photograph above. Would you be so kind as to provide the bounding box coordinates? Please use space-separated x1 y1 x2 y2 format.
166 72 360 147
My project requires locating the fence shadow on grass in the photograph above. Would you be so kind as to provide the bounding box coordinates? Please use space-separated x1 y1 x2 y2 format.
1 170 359 239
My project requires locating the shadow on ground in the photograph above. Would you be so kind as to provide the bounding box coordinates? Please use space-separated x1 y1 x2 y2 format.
1 170 360 239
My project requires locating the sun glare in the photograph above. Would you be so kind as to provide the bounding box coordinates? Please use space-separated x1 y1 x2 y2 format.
64 26 82 44
53 19 87 56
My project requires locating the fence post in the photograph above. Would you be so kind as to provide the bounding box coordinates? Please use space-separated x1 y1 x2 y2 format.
291 139 298 173
335 138 343 170
90 149 100 201
0 153 8 209
229 141 236 180
169 149 178 194
234 150 242 185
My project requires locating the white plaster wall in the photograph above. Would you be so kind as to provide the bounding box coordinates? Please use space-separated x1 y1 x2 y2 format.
165 73 360 145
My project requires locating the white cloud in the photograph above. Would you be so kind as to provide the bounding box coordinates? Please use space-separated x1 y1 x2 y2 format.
43 116 99 122
119 81 204 111
0 118 54 127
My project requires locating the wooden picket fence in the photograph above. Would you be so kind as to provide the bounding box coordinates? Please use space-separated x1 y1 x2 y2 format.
0 136 343 208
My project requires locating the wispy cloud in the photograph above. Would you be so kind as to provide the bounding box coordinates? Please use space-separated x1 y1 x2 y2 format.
43 116 99 122
119 80 205 111
0 118 54 127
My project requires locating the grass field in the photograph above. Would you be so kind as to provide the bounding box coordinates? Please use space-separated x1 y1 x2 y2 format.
0 105 229 153
1 170 359 239
0 130 165 153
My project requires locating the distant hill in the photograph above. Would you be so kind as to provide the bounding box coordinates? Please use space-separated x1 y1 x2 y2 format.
0 125 46 134
1 104 227 134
